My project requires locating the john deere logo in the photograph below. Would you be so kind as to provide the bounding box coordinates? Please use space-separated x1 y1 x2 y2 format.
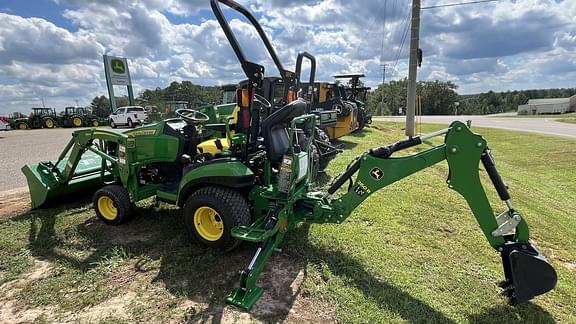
370 167 384 180
111 59 125 74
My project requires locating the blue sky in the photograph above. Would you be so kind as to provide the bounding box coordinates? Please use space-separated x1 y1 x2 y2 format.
0 0 575 114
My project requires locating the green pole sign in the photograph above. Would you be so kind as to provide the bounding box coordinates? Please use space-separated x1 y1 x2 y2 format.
103 55 135 113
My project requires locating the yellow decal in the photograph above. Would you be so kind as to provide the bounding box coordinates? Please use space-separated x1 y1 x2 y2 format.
127 129 156 136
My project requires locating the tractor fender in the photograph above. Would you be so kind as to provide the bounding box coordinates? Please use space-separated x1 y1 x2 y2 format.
177 159 254 206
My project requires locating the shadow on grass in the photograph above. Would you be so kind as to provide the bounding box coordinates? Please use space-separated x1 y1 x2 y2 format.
22 201 555 323
468 303 555 324
332 139 358 151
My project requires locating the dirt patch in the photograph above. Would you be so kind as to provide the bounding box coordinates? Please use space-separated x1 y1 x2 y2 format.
0 259 53 323
561 260 576 272
183 254 336 323
0 188 30 219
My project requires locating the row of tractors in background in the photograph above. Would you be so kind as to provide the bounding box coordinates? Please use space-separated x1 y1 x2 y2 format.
1 106 107 130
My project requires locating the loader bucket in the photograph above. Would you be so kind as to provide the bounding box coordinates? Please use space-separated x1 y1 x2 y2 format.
500 243 557 303
22 153 106 209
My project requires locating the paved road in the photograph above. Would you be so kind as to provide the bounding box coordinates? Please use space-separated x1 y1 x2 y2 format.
374 115 576 139
0 127 97 191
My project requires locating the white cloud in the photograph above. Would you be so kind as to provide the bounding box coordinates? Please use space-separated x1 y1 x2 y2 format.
1 0 576 114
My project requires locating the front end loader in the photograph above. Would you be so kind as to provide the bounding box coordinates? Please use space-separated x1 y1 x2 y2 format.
22 0 557 314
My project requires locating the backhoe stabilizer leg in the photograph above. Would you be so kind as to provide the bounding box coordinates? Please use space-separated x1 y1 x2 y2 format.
498 242 557 303
226 231 285 310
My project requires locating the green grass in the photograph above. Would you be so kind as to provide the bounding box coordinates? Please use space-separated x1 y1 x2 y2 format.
0 122 575 323
558 118 576 124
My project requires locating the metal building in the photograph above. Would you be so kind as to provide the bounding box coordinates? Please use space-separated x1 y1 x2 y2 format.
518 95 576 115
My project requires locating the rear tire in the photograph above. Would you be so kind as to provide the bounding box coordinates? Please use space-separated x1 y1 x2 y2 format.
93 185 133 225
183 186 251 251
72 117 83 127
127 119 134 128
315 128 334 171
17 122 28 130
357 109 365 131
44 118 55 128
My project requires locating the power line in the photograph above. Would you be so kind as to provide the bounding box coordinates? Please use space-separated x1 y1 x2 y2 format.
392 8 411 71
421 0 500 10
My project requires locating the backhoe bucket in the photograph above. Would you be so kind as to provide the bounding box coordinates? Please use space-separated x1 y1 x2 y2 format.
22 153 105 209
500 243 557 303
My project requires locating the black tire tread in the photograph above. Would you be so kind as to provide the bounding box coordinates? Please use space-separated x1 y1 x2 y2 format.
93 184 133 225
315 128 334 171
184 186 251 251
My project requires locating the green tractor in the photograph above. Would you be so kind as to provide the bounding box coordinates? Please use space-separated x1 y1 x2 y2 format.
59 106 100 128
23 0 557 312
10 107 58 130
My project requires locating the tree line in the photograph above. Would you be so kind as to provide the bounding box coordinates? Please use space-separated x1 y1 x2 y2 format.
89 81 223 117
365 79 576 115
89 79 576 117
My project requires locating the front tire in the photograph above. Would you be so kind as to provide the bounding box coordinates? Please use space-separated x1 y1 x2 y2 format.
183 186 251 251
93 185 133 225
127 118 134 128
91 119 99 127
110 120 116 128
17 122 28 130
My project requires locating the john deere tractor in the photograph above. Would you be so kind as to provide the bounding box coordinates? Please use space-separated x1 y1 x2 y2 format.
59 106 100 128
10 107 58 130
22 0 557 313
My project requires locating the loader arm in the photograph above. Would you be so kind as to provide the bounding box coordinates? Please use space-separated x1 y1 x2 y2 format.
23 129 129 208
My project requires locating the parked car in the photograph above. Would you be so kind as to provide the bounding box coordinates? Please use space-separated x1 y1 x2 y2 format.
109 106 147 128
0 116 10 130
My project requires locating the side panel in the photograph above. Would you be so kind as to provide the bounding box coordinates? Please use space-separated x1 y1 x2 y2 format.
177 160 254 205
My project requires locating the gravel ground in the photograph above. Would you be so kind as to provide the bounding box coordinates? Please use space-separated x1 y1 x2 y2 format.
0 127 108 191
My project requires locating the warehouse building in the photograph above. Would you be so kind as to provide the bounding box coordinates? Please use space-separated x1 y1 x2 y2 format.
518 95 576 115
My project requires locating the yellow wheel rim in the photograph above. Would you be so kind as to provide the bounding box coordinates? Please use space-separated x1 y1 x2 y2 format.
97 196 117 220
18 123 27 129
45 119 54 128
73 117 82 127
193 206 223 241
92 120 99 127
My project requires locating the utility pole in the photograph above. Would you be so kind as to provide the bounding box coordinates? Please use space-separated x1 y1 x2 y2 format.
380 64 386 116
405 0 421 137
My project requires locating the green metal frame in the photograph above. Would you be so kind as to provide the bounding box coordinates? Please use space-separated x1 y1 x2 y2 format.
225 121 543 310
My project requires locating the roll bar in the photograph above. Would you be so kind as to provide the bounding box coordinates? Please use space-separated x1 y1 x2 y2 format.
210 0 292 89
295 51 316 85
295 51 316 109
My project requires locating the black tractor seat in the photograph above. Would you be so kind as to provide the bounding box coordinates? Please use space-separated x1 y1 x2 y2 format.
260 99 306 163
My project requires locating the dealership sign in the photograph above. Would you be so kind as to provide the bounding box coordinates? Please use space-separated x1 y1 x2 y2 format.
104 55 132 86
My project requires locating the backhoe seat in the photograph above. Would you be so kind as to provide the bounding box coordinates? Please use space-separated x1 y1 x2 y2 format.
261 99 306 163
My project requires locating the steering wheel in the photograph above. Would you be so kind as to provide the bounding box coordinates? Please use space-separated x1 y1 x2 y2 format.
175 108 210 124
253 93 272 110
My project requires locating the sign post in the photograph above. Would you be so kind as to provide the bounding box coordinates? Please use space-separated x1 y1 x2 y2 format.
103 55 135 113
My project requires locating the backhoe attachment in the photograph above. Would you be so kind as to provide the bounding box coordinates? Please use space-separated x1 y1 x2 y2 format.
320 121 556 304
228 121 556 310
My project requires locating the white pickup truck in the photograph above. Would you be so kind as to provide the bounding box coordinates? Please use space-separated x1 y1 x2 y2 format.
109 106 147 128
